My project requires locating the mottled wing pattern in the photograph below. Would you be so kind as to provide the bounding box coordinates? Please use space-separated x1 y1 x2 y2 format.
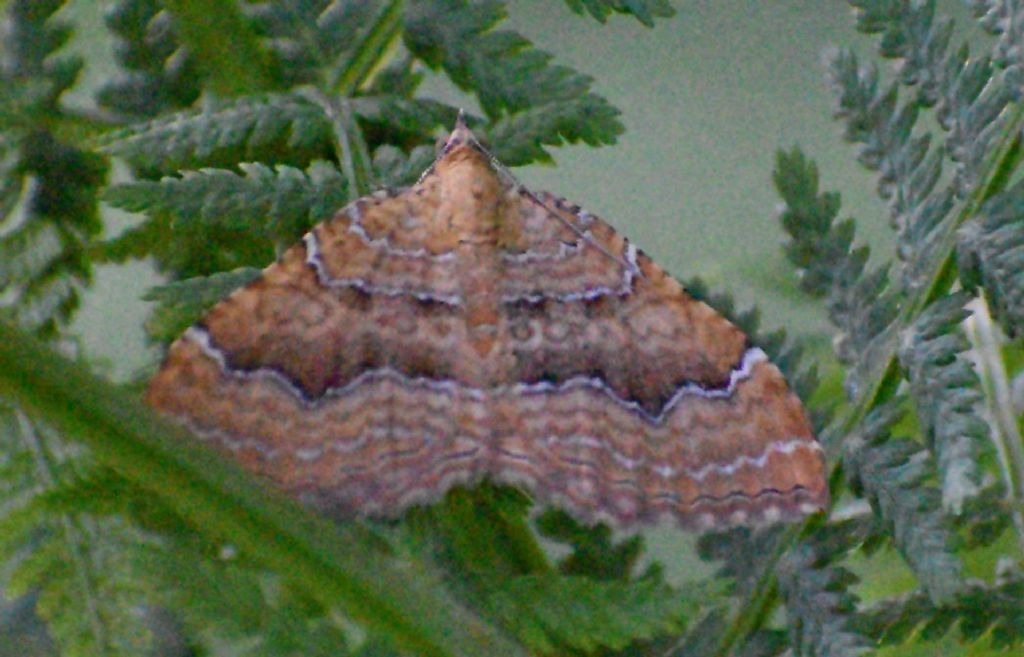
146 121 828 529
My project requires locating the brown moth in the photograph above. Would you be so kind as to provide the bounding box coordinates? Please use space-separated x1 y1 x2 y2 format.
146 117 828 529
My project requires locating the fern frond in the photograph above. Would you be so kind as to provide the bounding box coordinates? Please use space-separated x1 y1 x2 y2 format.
352 94 458 151
847 0 1018 197
484 97 624 166
0 2 107 338
0 0 81 111
775 542 872 657
957 178 1024 337
95 92 333 174
773 147 898 400
100 158 348 280
242 1 388 90
0 406 156 657
104 160 347 248
827 48 955 293
487 574 691 655
98 0 203 118
38 466 362 657
402 0 623 151
0 134 107 337
858 560 1024 650
897 291 992 512
371 143 437 186
971 0 1024 69
562 0 675 27
843 402 964 603
142 267 262 343
535 508 644 580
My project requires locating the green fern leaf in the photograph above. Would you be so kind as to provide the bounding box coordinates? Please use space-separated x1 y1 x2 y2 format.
95 92 333 174
103 160 347 247
776 542 872 657
402 0 622 143
562 0 675 27
0 406 156 657
898 292 993 512
843 402 964 603
858 560 1024 650
535 508 644 581
142 267 262 343
957 179 1024 337
484 97 624 166
488 574 691 654
98 0 203 117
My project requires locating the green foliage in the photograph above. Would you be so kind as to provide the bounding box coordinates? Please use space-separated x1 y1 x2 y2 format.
142 267 262 342
898 292 991 512
0 404 156 656
0 0 108 338
561 0 675 27
488 574 690 654
98 0 204 117
856 560 1024 650
104 160 348 248
775 540 871 657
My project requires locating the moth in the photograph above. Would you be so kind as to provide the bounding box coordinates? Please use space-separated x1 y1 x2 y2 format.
147 117 828 529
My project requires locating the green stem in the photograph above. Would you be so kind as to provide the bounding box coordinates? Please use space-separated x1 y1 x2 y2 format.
0 322 525 657
330 0 405 95
709 104 1024 657
305 89 375 198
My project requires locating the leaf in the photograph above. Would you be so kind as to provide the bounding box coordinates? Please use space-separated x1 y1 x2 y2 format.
103 160 347 247
402 0 623 153
857 560 1024 650
843 402 964 604
163 0 273 96
957 178 1024 337
94 92 333 174
483 97 624 166
776 542 872 657
142 267 262 343
898 292 992 512
562 0 675 27
98 0 203 117
535 507 644 580
772 146 898 399
0 406 157 657
487 574 691 654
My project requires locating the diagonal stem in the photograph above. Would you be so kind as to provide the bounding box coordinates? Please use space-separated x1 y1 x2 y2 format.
329 0 405 96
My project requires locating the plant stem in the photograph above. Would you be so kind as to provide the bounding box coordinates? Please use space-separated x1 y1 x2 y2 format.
330 0 405 95
709 103 1024 657
305 89 375 198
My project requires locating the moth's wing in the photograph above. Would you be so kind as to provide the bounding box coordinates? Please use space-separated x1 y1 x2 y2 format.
146 160 507 515
486 189 828 528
